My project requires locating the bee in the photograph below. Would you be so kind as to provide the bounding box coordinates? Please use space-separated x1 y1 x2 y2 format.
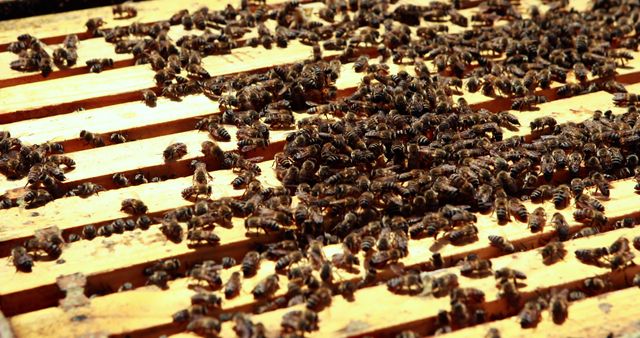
494 267 527 284
590 173 610 198
332 251 361 271
112 4 137 18
163 142 188 161
574 247 608 266
281 310 319 334
608 250 635 270
306 287 332 311
68 182 104 197
530 185 553 203
488 235 516 253
120 198 147 214
191 291 222 309
82 224 97 240
431 273 459 297
530 116 557 131
79 130 105 147
550 212 570 241
387 271 423 294
224 271 242 299
508 198 528 222
201 141 225 162
613 93 639 106
112 173 130 186
11 246 34 272
160 218 183 242
187 229 220 245
583 277 607 294
241 251 261 277
23 189 53 208
519 298 545 328
252 274 280 299
541 241 566 264
633 236 640 251
148 270 170 288
186 317 221 337
86 58 114 73
450 287 485 305
575 194 604 212
459 254 493 278
275 251 303 271
552 185 571 209
528 207 546 233
495 191 510 224
182 161 212 199
108 133 127 144
142 90 157 107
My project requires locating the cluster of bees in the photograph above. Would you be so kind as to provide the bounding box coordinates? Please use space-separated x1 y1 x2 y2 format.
11 226 65 272
6 0 640 336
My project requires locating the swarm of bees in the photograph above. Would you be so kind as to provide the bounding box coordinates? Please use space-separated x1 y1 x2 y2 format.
6 0 640 336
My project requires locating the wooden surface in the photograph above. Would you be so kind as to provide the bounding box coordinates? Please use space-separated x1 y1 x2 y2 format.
1 0 640 337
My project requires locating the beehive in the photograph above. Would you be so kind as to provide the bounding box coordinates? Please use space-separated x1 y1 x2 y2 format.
0 0 640 337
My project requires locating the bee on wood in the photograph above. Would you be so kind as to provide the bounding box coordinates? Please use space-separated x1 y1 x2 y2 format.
187 317 221 337
332 251 361 271
23 189 53 208
163 142 188 161
530 116 557 131
148 270 170 288
112 173 130 186
541 241 566 264
575 247 608 266
160 218 183 243
187 229 220 245
431 273 459 297
448 225 479 245
575 194 604 212
275 251 303 271
201 141 224 163
79 130 105 147
451 287 485 305
459 254 492 278
112 4 137 19
494 267 527 285
109 133 127 144
85 17 105 32
550 213 570 241
182 161 212 200
86 58 114 73
488 235 516 253
306 287 332 311
519 298 545 328
11 246 34 272
191 291 222 309
508 198 528 222
613 93 639 106
252 274 280 299
552 185 571 209
224 271 242 299
68 182 104 197
120 198 147 214
583 277 607 295
590 173 610 198
142 90 157 107
233 313 265 337
82 224 97 240
281 310 319 334
528 207 546 233
387 271 423 295
241 251 260 277
607 250 635 270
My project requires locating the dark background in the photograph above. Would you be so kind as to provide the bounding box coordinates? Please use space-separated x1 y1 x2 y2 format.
0 0 144 21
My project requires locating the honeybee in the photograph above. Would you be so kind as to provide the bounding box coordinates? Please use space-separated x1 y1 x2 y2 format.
68 182 104 197
186 317 221 337
142 90 157 107
120 198 148 214
528 207 546 233
79 130 105 147
163 142 188 161
459 254 492 278
541 241 566 264
224 271 242 299
11 246 34 272
252 274 280 299
241 251 261 277
306 287 332 311
488 235 516 253
182 161 212 200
